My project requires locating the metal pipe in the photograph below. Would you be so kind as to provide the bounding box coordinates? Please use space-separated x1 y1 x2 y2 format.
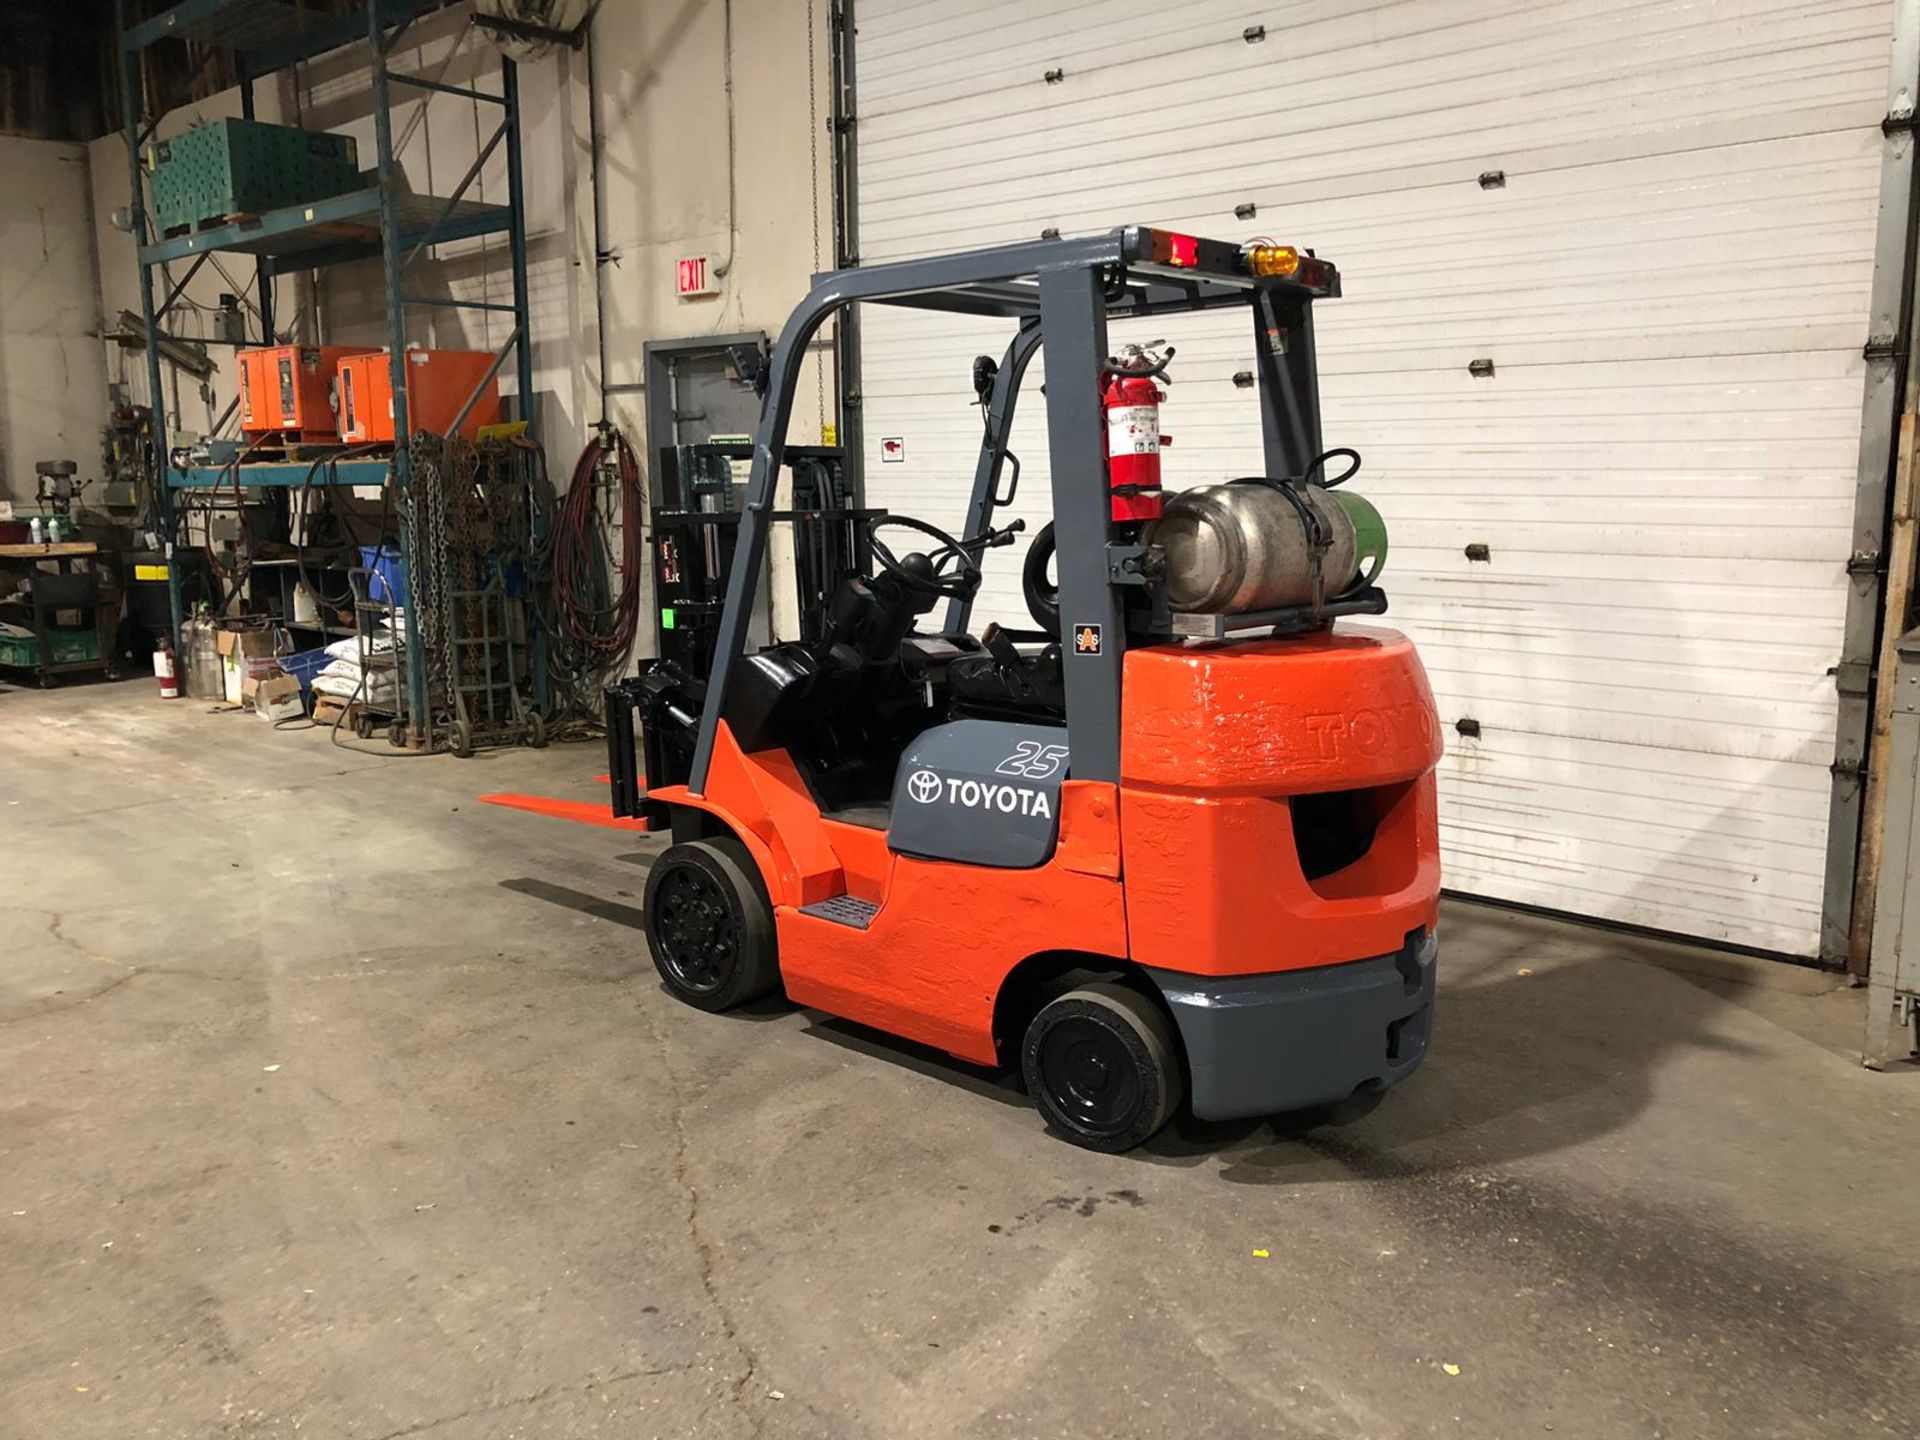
586 13 612 424
370 1 428 738
502 58 535 417
402 294 519 314
240 64 273 345
385 72 505 105
117 0 183 646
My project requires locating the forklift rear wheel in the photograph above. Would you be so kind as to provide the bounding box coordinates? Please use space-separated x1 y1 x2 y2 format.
643 838 780 1012
1021 983 1183 1152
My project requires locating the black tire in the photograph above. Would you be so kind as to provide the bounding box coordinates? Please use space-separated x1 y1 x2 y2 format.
643 837 780 1012
526 710 548 748
450 719 474 758
1021 982 1184 1152
1022 521 1061 639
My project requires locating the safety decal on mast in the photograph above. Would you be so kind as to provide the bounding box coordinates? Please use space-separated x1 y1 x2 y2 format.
1073 623 1103 655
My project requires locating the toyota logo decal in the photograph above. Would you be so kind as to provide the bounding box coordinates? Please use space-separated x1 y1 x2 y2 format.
906 769 942 804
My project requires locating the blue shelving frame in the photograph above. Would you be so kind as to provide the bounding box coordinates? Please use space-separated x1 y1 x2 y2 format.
116 0 537 735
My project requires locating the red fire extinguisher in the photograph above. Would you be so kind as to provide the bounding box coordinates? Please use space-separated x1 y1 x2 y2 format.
153 638 180 699
1102 343 1172 522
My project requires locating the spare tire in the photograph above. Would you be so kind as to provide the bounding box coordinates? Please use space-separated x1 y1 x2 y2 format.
1022 521 1060 639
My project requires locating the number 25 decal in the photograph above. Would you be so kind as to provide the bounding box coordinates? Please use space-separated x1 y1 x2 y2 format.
996 741 1069 779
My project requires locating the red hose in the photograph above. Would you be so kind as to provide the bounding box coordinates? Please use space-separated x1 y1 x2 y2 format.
552 430 645 675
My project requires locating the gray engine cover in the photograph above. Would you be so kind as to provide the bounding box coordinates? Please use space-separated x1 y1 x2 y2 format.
887 720 1070 869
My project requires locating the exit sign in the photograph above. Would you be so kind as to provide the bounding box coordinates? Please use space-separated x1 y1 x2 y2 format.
676 255 719 298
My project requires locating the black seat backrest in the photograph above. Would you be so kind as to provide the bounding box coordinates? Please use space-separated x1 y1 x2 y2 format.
946 635 1065 722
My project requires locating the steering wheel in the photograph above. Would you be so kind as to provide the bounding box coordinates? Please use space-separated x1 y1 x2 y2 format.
869 515 982 600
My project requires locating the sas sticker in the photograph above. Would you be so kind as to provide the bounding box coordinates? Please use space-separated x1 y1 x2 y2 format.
1073 623 1103 655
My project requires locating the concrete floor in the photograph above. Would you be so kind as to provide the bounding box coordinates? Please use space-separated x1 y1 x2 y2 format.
1 679 1916 1440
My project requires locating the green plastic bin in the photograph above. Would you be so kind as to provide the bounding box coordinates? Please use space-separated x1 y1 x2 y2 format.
145 118 361 236
0 624 100 669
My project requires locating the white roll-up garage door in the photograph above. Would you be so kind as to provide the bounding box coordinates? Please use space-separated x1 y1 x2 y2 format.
852 0 1897 957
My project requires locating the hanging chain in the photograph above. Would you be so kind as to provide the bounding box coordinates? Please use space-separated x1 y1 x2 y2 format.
407 432 457 714
449 435 482 698
400 433 534 741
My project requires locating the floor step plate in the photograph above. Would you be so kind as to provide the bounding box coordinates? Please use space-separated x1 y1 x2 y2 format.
799 894 880 930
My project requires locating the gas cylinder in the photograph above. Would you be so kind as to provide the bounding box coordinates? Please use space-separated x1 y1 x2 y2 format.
179 615 225 699
1103 347 1168 522
153 638 180 699
1144 482 1366 614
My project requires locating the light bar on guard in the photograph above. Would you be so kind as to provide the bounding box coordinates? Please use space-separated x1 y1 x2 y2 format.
1130 228 1340 295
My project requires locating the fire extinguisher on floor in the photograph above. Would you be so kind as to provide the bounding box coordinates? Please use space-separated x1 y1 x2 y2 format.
1102 342 1173 523
153 638 180 699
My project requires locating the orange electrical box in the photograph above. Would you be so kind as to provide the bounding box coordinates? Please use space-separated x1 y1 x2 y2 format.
336 348 502 444
237 345 376 442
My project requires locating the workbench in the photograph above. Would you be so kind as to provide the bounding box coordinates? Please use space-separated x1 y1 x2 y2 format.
0 542 119 686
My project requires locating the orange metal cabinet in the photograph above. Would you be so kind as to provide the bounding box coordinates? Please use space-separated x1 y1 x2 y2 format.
237 345 375 441
336 348 502 443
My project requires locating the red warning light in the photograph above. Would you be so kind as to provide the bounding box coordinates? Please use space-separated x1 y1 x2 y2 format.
1166 232 1200 268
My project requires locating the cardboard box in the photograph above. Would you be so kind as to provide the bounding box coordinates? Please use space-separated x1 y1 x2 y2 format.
219 630 279 705
254 674 305 724
239 664 284 708
215 626 279 659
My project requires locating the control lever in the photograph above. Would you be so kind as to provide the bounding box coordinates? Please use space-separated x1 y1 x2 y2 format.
964 517 1027 553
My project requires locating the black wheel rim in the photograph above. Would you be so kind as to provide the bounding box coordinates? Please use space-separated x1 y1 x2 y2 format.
1038 1016 1143 1136
653 864 737 993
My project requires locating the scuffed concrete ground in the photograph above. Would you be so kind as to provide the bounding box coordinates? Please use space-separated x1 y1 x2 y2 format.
1 679 1915 1438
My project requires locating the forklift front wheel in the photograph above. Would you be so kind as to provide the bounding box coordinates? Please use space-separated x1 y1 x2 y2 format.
643 838 781 1012
1021 983 1184 1152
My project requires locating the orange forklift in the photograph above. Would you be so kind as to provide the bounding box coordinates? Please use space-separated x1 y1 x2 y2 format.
606 226 1441 1151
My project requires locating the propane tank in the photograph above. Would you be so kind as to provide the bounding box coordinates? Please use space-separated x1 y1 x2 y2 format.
179 614 225 699
1144 481 1366 614
153 638 181 699
1103 344 1170 522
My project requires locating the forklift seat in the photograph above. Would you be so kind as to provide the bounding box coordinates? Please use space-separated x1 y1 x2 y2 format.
945 624 1066 721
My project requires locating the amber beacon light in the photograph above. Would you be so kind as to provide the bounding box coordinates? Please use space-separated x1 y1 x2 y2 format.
1242 242 1302 279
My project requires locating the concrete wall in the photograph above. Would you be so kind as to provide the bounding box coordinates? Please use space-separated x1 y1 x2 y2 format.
593 0 836 434
591 0 837 645
0 136 109 507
